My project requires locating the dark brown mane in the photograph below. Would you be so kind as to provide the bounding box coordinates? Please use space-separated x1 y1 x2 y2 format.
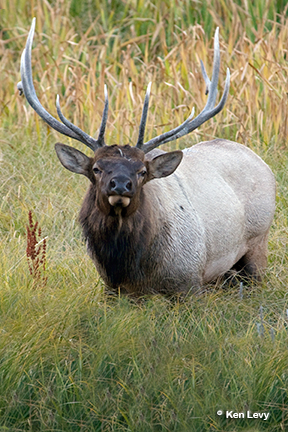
79 185 156 291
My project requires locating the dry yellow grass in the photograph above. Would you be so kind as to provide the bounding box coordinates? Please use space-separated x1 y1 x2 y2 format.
1 1 288 152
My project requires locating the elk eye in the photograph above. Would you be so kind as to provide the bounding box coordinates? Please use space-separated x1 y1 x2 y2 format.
93 167 102 175
138 169 147 178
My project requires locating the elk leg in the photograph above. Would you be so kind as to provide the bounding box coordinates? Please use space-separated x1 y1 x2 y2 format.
232 233 269 281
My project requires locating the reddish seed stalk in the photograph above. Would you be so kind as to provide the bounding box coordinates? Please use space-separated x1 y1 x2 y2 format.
26 210 47 288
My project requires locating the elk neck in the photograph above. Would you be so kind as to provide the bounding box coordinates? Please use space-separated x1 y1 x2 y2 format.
79 183 157 288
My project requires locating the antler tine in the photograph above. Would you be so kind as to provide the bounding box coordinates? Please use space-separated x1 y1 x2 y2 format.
136 82 152 149
19 18 104 151
200 60 210 95
56 95 97 150
203 27 220 110
141 27 230 154
97 84 109 146
140 107 195 154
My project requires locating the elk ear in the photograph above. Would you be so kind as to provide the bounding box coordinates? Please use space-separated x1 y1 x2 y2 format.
146 150 183 180
55 143 92 179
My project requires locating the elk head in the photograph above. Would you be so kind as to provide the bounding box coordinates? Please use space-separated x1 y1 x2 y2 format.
18 19 230 216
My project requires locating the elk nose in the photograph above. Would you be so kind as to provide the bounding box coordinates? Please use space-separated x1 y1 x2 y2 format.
109 178 132 195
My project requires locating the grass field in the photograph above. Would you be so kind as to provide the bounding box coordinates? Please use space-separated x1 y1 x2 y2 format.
1 0 288 430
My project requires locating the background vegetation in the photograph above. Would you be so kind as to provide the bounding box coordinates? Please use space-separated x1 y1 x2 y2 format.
1 0 288 430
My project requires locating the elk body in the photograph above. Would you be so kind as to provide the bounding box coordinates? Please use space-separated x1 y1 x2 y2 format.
19 19 276 295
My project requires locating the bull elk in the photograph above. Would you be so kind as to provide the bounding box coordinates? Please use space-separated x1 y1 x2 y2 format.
18 19 276 295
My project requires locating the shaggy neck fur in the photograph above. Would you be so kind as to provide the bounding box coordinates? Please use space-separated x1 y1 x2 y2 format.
79 185 156 289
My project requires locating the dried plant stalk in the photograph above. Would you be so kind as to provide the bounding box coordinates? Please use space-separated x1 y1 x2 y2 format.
26 210 47 288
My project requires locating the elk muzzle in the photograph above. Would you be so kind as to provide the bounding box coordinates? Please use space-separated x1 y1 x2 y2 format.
108 195 131 207
107 175 133 207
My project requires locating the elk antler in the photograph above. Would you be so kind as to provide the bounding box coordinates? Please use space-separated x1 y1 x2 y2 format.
19 20 229 155
136 27 230 154
18 18 107 151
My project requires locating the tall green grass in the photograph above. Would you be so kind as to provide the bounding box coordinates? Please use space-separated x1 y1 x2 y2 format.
1 0 288 430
